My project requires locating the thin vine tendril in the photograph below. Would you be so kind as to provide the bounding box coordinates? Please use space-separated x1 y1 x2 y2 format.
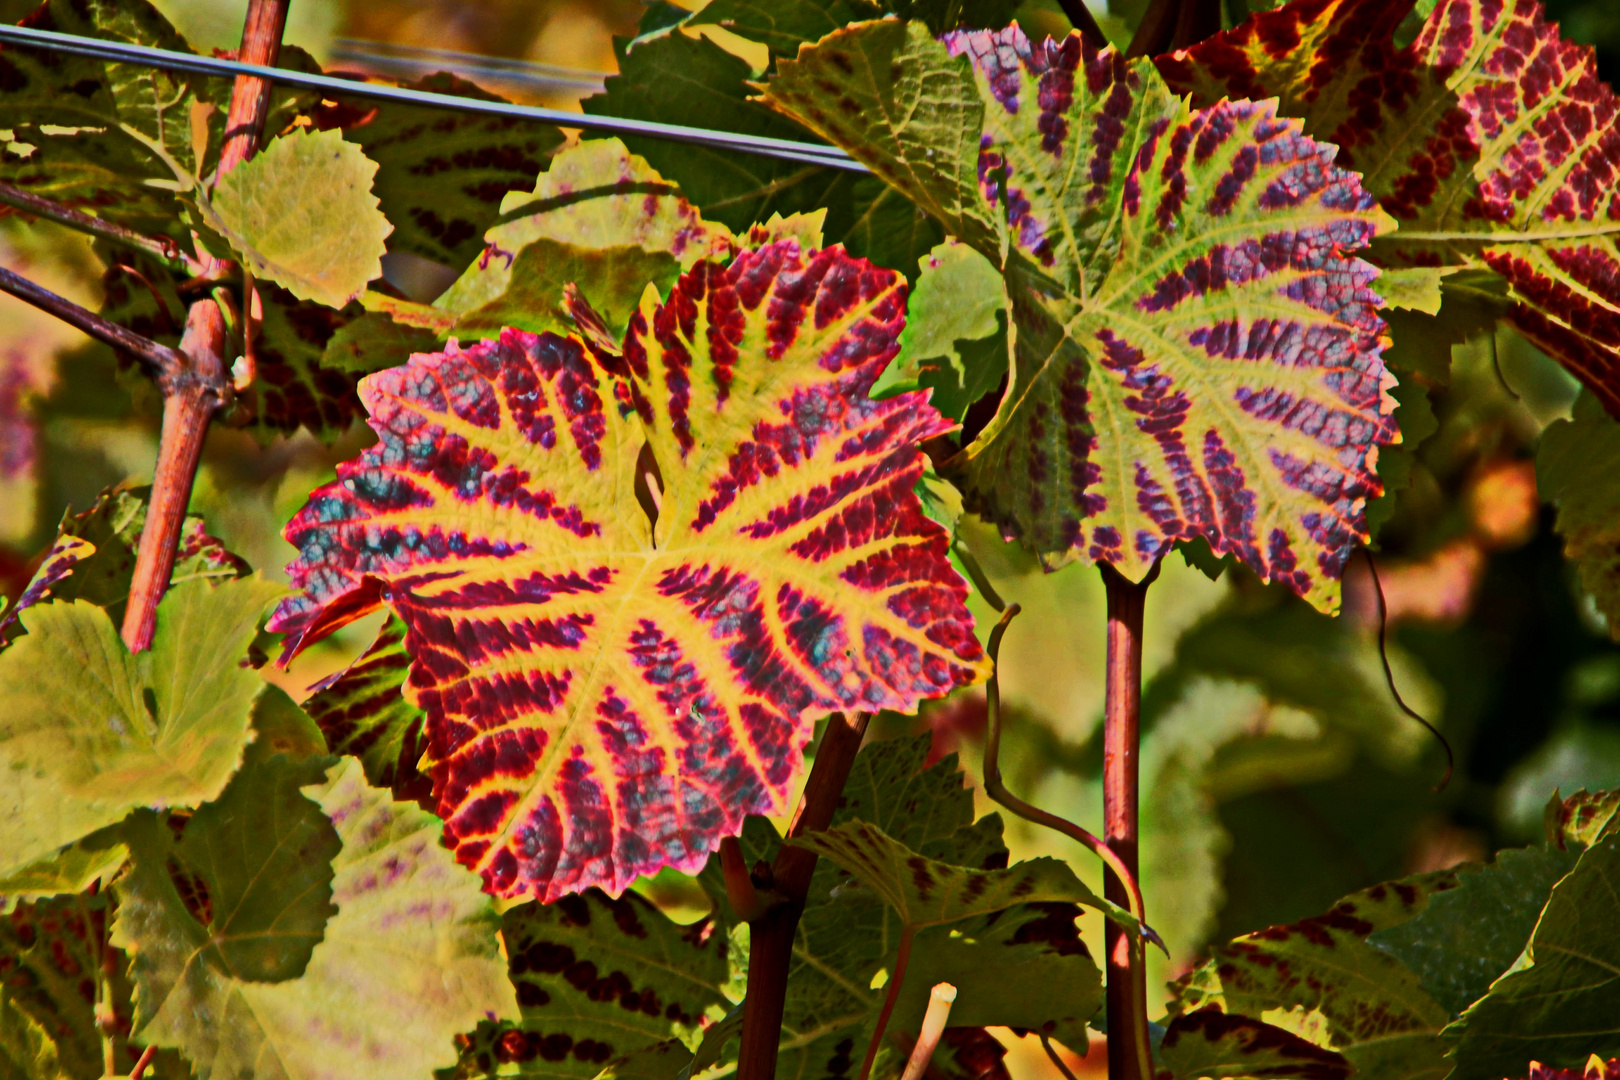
1362 548 1454 791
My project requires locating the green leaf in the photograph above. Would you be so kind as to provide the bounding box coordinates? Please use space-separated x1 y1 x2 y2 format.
768 24 1398 613
691 0 865 58
0 575 284 877
1173 873 1458 1080
0 832 128 916
760 20 1000 256
1376 268 1447 315
1538 392 1620 640
875 240 1008 422
1160 1008 1352 1080
452 239 682 344
203 127 392 309
790 819 1135 932
114 756 518 1080
0 993 67 1080
324 72 563 269
319 311 442 376
1368 846 1581 1017
584 30 943 278
300 615 426 798
433 138 731 321
246 686 329 765
1444 836 1620 1078
456 891 728 1078
1546 788 1620 849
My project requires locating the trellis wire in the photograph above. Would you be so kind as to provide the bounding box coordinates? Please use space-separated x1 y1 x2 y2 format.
0 24 868 172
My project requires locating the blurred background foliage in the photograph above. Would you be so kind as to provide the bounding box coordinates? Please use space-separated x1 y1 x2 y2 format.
2 0 1619 1075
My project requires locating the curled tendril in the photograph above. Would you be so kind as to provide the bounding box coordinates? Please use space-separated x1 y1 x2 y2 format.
1361 549 1454 792
980 603 1166 955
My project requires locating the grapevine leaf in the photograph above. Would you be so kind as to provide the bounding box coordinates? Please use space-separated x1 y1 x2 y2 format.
761 20 1002 256
1546 788 1620 848
114 756 518 1080
1368 846 1581 1016
1160 1008 1353 1080
1158 0 1620 416
767 24 1399 612
1537 393 1620 639
874 240 1009 422
0 0 228 227
1172 873 1459 1080
315 72 562 269
433 138 732 320
0 832 128 915
301 615 428 800
456 890 728 1077
789 819 1137 932
584 29 944 278
247 686 329 765
0 485 248 643
1444 836 1620 1078
452 240 684 345
0 993 66 1080
271 242 989 901
691 0 865 58
321 311 442 376
203 127 392 309
0 575 283 877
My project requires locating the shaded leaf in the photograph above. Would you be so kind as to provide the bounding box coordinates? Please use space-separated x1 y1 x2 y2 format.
316 72 562 269
1160 1008 1352 1080
768 24 1398 613
452 240 682 344
0 993 66 1080
434 138 731 321
270 242 988 901
300 615 427 799
320 310 442 376
204 127 391 309
246 686 328 765
456 890 727 1078
1158 0 1620 417
692 0 865 58
1538 392 1620 639
114 757 518 1080
1172 873 1458 1080
1444 836 1620 1078
0 834 128 916
1369 846 1581 1017
1546 788 1620 848
585 30 943 277
790 819 1134 931
0 575 283 877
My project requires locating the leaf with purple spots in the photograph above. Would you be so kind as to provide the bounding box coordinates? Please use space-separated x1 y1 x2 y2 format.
455 890 728 1078
113 756 518 1080
1160 1009 1353 1080
766 23 1399 612
1159 0 1620 420
1171 872 1459 1080
1546 787 1620 849
269 240 989 903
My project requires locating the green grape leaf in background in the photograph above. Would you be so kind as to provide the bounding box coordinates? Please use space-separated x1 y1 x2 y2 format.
1368 845 1581 1017
319 309 443 376
1160 1007 1352 1080
765 22 1399 614
451 240 682 344
1173 872 1459 1080
1546 788 1620 849
686 0 866 59
114 756 518 1080
0 832 128 915
1444 836 1620 1078
203 127 392 309
315 71 563 270
456 890 728 1078
1537 392 1620 640
874 239 1009 422
300 615 428 800
0 993 66 1080
790 819 1136 932
0 575 283 877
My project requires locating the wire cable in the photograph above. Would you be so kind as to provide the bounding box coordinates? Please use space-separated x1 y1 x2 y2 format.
0 24 867 172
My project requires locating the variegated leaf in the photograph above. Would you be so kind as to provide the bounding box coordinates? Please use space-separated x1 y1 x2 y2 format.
1158 0 1620 417
765 24 1399 612
270 241 988 902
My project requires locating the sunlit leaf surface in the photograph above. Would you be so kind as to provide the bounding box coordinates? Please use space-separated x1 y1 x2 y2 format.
766 23 1399 612
271 241 987 901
